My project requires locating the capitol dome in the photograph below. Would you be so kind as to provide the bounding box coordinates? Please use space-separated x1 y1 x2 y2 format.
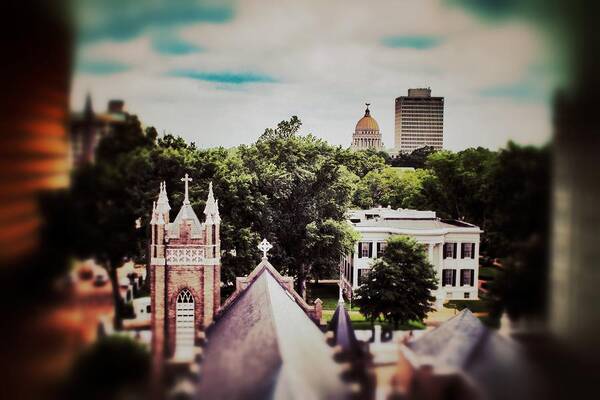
355 108 380 132
351 103 383 150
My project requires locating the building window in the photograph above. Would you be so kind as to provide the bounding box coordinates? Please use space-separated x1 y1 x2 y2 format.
464 292 470 299
461 243 475 259
146 305 151 313
460 269 475 286
376 242 387 258
444 243 457 259
175 289 195 359
442 269 455 286
358 242 372 258
358 269 370 285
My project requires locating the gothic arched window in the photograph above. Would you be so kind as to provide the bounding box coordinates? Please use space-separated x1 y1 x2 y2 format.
175 289 195 360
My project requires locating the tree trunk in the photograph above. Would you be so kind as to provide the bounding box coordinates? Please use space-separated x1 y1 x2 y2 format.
107 263 123 330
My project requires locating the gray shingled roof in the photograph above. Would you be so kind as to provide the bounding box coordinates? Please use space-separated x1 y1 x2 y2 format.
196 269 348 400
407 309 538 400
330 302 361 357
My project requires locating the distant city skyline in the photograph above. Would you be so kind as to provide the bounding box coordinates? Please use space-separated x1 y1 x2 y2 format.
71 0 560 151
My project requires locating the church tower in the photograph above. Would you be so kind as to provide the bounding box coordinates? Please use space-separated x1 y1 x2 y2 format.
149 176 221 377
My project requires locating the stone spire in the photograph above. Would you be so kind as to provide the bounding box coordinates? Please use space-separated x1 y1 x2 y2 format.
150 201 158 225
338 271 345 304
156 181 171 215
84 92 93 119
203 182 221 224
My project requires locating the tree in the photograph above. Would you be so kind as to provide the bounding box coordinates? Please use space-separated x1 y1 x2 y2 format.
485 142 550 321
353 166 431 209
420 147 495 222
238 119 359 297
337 148 386 178
258 115 302 141
487 235 548 321
354 236 437 328
391 146 437 168
69 115 156 327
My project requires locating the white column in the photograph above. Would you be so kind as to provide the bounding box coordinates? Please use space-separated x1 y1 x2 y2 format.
352 243 359 289
433 243 444 309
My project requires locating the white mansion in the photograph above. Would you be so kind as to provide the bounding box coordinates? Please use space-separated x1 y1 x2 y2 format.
340 207 482 307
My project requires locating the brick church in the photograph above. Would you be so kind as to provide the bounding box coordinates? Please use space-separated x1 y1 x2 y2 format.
149 174 221 377
146 176 348 399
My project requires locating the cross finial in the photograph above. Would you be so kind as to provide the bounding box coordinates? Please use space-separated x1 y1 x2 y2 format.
258 238 273 259
366 102 370 108
181 173 193 204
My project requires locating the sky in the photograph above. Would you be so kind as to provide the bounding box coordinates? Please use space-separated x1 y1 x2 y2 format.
71 0 562 151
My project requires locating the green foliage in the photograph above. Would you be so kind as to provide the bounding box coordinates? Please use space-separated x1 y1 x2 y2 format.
354 236 437 328
391 146 437 168
353 166 432 209
337 148 386 178
487 235 548 320
238 125 359 295
258 115 302 141
421 147 496 222
63 335 150 400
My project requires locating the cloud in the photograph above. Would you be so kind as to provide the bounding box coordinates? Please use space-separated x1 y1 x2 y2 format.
152 33 203 55
77 60 131 75
168 70 277 84
77 0 234 43
381 35 443 49
72 0 557 151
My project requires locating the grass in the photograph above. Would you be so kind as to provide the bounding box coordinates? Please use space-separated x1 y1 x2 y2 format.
308 281 426 331
306 282 340 310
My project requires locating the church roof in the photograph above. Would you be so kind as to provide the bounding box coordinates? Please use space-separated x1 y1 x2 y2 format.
168 203 203 237
196 267 347 400
355 105 380 132
330 302 362 358
406 309 536 400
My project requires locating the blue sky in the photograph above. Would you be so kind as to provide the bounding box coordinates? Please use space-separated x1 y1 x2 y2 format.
72 0 559 150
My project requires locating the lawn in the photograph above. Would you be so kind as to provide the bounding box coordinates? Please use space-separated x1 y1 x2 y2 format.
308 282 425 331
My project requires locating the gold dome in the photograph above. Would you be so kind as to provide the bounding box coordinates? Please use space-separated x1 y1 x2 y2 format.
355 104 380 132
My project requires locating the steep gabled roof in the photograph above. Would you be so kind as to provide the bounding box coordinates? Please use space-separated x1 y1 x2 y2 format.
196 268 347 400
330 302 361 357
406 309 537 400
408 309 485 368
219 259 320 321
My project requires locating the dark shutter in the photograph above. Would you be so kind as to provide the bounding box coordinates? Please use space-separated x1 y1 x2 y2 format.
460 243 465 258
376 242 381 258
452 270 457 286
357 243 362 259
453 243 458 259
471 243 475 259
368 242 373 258
470 269 474 286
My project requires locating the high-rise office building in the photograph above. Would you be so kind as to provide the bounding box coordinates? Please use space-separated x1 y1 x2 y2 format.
394 88 444 153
